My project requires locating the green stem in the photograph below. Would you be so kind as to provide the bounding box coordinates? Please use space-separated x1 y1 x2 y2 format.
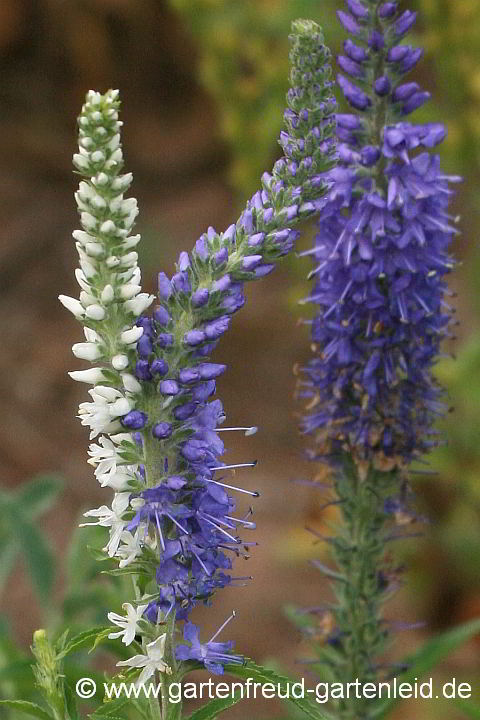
330 457 399 720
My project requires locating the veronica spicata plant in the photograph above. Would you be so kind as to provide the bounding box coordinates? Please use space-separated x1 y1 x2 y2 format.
55 21 337 720
291 1 464 718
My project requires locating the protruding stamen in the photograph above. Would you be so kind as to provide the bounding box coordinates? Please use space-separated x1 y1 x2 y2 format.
211 461 258 471
209 610 236 642
225 515 256 529
155 510 165 551
206 477 260 497
216 426 258 436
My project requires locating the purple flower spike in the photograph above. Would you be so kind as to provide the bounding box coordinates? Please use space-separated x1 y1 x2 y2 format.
122 410 148 430
159 379 179 396
152 422 173 440
303 0 460 465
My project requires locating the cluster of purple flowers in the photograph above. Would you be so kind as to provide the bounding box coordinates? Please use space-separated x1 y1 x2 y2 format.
119 21 337 673
300 0 461 465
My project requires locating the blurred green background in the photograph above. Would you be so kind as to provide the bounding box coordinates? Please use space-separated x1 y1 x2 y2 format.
0 1 478 719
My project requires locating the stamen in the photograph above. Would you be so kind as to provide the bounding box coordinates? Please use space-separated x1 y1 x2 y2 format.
225 515 256 529
206 477 260 497
209 610 236 642
155 510 165 551
216 426 258 436
165 513 190 536
199 514 240 543
211 461 258 471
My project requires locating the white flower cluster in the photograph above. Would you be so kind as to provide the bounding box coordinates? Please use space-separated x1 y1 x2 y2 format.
60 92 161 661
59 89 153 407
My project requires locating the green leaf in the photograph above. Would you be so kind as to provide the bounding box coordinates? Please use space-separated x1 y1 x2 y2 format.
224 659 334 719
7 505 55 601
64 680 79 720
0 700 54 720
16 475 62 518
0 658 34 684
186 689 244 720
454 699 480 719
90 627 114 653
90 697 129 717
372 619 480 718
57 627 111 659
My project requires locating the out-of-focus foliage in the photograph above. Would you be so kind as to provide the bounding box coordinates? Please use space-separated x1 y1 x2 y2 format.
0 482 136 719
0 476 61 604
168 0 340 200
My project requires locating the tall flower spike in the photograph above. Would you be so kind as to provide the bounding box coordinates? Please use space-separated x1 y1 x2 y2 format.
295 2 461 715
62 20 337 713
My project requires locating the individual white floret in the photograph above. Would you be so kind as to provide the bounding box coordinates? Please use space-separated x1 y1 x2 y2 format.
72 342 103 361
108 602 148 646
85 304 106 321
122 373 142 394
80 492 130 557
78 386 132 437
116 635 171 685
101 284 115 304
124 293 154 316
112 354 129 370
58 295 85 318
116 528 146 568
69 368 107 384
120 326 143 344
